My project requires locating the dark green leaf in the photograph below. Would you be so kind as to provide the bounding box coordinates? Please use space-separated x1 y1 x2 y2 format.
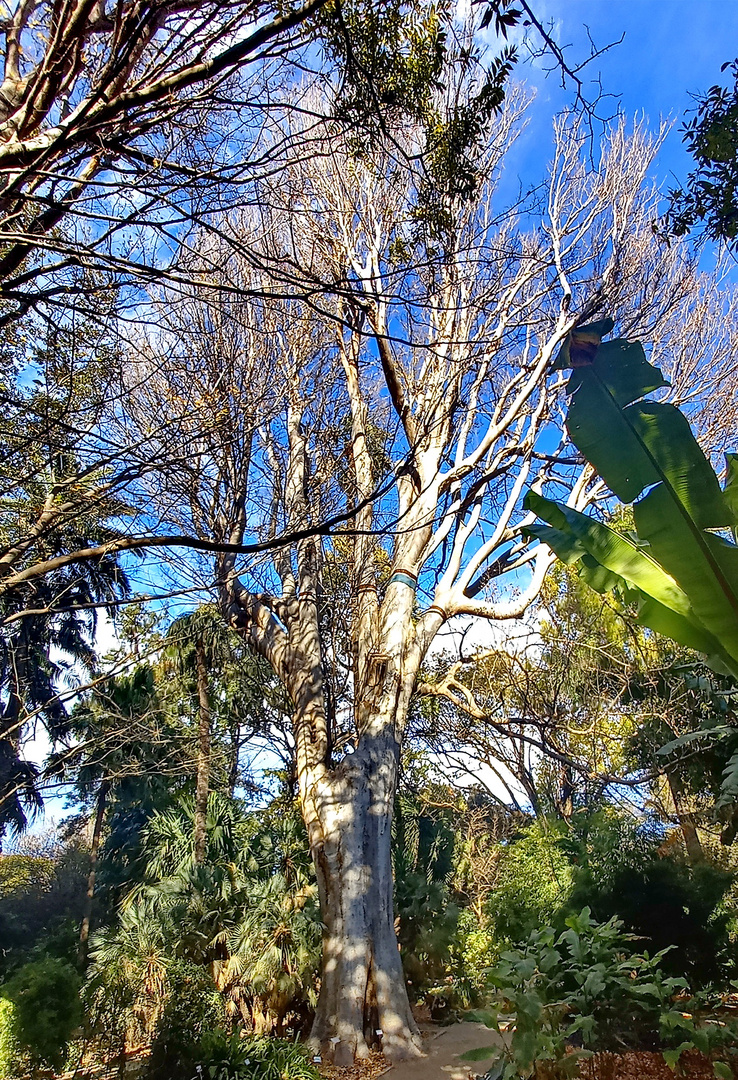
723 452 738 534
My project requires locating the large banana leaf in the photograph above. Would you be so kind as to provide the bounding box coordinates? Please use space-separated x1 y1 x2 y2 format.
726 453 738 541
524 319 738 680
525 493 737 676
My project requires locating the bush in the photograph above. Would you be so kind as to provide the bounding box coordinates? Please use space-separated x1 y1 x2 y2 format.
426 908 499 1019
565 813 735 986
3 957 82 1073
493 810 737 988
0 998 21 1080
468 908 738 1080
486 821 573 945
147 963 226 1080
0 846 87 978
192 1030 320 1080
396 870 459 996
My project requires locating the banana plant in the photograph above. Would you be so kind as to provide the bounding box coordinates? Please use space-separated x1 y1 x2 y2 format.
524 317 738 682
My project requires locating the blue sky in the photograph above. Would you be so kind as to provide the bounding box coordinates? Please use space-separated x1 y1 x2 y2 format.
504 0 738 216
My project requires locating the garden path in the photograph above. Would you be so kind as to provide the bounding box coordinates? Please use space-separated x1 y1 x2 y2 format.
382 1022 500 1080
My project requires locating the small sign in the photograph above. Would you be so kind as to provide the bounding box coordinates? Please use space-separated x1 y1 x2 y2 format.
376 1029 384 1036
312 1056 322 1063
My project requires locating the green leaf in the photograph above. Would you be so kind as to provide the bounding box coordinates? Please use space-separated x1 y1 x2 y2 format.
662 1045 688 1071
658 725 734 755
465 1009 499 1029
566 342 724 522
524 338 738 675
552 326 738 666
690 1027 711 1054
567 1013 597 1044
713 1062 733 1079
578 553 625 593
661 1009 694 1032
514 958 537 979
460 1046 499 1062
717 747 738 809
582 970 606 997
724 452 738 534
634 481 738 665
524 493 699 619
524 522 586 565
630 982 663 997
528 515 727 659
635 595 736 669
567 336 668 408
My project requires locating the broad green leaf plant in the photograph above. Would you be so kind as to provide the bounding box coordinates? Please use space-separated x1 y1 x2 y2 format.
525 319 738 812
465 908 737 1080
525 317 738 681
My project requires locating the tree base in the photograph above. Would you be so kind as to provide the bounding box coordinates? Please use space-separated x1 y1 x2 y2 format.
311 1029 425 1067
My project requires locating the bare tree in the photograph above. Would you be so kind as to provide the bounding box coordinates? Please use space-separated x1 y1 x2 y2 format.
0 2 666 619
0 1 474 644
0 0 337 311
117 91 738 1061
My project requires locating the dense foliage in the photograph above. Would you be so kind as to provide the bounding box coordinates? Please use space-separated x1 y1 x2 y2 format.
469 908 738 1080
665 58 738 246
2 958 82 1074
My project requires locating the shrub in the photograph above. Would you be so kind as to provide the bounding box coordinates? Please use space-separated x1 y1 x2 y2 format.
147 963 226 1080
583 859 732 984
468 908 682 1078
486 821 573 945
192 1030 320 1080
565 813 735 986
425 908 499 1019
0 998 21 1080
396 870 459 996
3 957 82 1073
468 908 738 1080
0 846 87 978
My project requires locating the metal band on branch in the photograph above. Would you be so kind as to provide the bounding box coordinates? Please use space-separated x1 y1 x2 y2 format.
388 568 418 590
426 604 448 622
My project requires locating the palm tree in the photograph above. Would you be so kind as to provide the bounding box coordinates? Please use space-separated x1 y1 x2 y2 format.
164 605 241 864
108 794 323 1034
68 665 163 962
0 521 130 837
86 899 172 1057
225 817 321 1035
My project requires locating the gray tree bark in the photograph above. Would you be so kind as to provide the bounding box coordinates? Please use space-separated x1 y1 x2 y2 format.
308 736 422 1064
79 778 109 964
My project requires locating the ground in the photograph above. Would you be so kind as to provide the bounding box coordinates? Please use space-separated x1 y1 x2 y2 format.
316 1025 738 1080
318 1022 500 1080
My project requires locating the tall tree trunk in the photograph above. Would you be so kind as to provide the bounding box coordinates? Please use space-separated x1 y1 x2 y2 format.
666 769 704 863
307 733 422 1066
194 638 211 865
218 416 436 1063
227 720 240 797
78 778 109 964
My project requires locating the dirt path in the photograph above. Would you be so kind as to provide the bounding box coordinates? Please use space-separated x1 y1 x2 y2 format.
382 1022 500 1080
